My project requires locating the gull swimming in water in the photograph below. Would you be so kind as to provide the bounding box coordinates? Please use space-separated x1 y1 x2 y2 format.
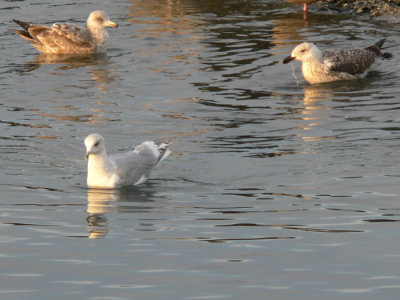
84 133 171 189
283 39 392 84
13 10 118 54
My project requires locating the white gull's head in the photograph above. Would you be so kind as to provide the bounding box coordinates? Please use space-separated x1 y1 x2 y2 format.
87 10 118 30
283 42 322 64
85 133 106 160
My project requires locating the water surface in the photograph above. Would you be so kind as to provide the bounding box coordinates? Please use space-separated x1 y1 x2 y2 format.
2 0 400 299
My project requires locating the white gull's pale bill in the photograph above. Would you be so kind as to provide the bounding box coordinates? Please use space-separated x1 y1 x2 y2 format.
13 10 118 54
84 133 171 189
283 39 392 84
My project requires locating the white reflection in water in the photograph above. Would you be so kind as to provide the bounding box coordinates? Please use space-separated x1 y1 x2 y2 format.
86 187 160 239
87 189 117 239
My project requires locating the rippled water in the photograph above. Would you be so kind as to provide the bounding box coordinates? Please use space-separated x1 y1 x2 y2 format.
2 0 400 299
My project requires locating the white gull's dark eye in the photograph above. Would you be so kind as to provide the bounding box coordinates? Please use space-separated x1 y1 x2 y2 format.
94 141 99 147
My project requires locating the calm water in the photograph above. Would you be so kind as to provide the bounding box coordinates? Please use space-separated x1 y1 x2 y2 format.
2 0 400 299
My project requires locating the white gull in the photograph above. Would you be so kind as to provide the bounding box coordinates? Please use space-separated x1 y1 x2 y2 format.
283 39 392 84
13 10 118 54
84 133 171 189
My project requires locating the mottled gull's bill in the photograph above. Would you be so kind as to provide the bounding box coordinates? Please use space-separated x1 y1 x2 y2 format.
13 10 118 54
84 133 171 189
283 39 392 84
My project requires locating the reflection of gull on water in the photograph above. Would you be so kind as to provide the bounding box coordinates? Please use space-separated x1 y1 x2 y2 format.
18 53 115 92
33 53 109 67
84 134 171 189
21 53 110 72
13 10 118 54
283 39 392 84
86 189 116 239
86 188 161 239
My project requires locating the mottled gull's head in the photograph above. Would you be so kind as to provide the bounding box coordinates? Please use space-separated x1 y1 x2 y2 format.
87 10 118 30
283 42 321 64
85 133 106 160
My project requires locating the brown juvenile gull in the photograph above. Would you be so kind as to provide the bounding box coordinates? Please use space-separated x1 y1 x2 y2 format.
13 10 118 54
283 39 392 84
84 134 171 189
284 0 317 13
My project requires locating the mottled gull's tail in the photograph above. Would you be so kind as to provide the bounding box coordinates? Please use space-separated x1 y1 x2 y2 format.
12 19 36 42
13 19 30 30
366 38 392 59
374 38 386 49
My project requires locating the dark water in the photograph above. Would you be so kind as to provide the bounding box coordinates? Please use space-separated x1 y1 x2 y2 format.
2 0 400 299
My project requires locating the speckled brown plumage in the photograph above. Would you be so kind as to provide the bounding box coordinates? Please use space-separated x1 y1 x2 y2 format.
13 11 118 54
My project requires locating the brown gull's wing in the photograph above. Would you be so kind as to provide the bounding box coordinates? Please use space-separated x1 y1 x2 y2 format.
323 48 377 75
30 23 94 53
14 19 94 53
13 19 50 45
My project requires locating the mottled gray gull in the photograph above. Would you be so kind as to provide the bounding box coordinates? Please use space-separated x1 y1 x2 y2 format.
13 10 118 54
283 39 392 84
84 133 171 189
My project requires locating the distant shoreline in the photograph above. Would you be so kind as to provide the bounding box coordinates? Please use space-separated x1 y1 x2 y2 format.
316 0 400 17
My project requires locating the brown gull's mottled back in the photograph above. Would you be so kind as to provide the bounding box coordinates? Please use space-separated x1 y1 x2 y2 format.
283 39 392 84
13 10 118 54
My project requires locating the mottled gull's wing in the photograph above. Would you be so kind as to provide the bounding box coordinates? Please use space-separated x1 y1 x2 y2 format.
109 142 163 186
323 48 378 75
13 20 50 45
13 19 94 53
33 23 93 53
